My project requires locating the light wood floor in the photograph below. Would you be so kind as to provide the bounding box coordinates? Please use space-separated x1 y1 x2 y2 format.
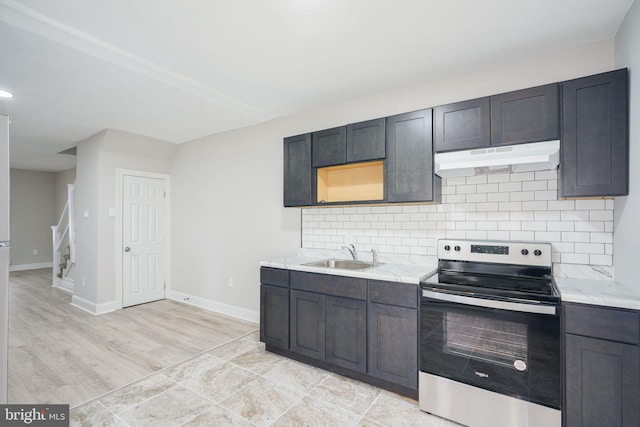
8 268 258 407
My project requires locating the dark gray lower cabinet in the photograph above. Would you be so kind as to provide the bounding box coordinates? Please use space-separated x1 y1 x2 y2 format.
259 285 289 349
564 302 640 427
368 302 417 388
290 290 325 360
326 296 367 373
565 334 640 427
261 269 419 397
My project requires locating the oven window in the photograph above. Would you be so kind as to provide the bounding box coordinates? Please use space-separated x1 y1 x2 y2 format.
444 313 528 369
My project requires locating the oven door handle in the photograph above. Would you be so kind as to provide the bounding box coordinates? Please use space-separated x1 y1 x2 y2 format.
421 289 558 315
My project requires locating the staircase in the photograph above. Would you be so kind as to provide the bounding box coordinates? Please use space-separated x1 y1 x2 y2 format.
52 183 76 293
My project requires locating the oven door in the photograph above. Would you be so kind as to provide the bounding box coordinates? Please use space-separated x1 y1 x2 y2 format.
420 289 561 409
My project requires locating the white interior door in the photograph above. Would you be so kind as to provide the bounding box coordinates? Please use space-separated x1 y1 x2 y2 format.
122 175 166 307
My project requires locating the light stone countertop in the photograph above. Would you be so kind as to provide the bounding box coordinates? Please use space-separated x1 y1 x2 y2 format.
554 264 640 311
260 249 437 285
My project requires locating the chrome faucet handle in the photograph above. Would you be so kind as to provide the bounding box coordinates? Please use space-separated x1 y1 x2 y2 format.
370 249 378 266
341 243 358 261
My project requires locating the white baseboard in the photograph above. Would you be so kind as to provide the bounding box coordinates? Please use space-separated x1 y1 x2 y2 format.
71 295 118 316
166 290 259 324
53 277 74 294
10 262 53 272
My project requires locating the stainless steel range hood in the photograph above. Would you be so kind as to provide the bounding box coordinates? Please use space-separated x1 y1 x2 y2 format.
434 140 560 178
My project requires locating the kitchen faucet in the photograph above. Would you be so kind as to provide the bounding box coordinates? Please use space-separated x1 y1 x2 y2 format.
341 243 358 261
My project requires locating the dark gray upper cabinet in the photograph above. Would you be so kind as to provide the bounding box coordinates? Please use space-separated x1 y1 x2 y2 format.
346 118 386 162
491 83 559 146
312 126 347 167
433 97 491 153
386 109 441 203
561 69 629 198
283 134 312 207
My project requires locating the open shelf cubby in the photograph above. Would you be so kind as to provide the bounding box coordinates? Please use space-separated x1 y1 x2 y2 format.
316 160 384 204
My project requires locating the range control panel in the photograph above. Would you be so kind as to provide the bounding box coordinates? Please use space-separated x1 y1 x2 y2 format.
438 239 551 267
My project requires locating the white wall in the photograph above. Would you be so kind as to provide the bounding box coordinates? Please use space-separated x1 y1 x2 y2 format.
171 41 615 317
74 129 175 311
74 131 104 305
614 0 640 286
9 169 56 268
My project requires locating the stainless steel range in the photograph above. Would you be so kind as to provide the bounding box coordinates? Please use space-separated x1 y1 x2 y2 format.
419 239 561 427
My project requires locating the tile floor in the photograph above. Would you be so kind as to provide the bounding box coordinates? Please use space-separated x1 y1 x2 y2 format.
70 330 461 426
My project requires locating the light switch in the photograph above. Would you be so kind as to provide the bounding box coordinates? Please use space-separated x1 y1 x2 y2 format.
83 209 90 219
108 207 116 217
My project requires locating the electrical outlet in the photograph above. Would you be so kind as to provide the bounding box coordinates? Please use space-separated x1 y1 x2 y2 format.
228 277 234 288
32 249 38 255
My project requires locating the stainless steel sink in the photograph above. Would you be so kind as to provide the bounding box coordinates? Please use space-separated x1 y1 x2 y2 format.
303 258 377 270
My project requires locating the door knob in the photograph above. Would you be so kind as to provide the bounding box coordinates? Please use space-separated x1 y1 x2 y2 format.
124 247 131 252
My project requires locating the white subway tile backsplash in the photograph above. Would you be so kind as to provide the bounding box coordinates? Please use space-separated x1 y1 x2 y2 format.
574 221 605 232
301 170 614 267
488 192 510 202
590 210 614 221
535 170 557 180
510 172 535 182
488 174 510 183
547 221 574 232
590 254 612 265
562 232 591 243
562 253 590 264
499 182 522 192
522 201 549 211
523 180 548 191
466 175 488 185
575 200 606 210
511 191 535 201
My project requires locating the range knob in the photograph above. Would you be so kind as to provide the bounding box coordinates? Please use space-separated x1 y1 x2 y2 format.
454 245 461 252
534 249 542 256
444 245 451 251
521 249 529 255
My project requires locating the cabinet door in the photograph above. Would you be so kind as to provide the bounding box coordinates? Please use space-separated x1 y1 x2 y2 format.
346 118 386 163
312 126 346 167
491 83 559 146
260 285 289 349
565 334 640 427
434 97 490 152
368 303 417 388
283 134 312 207
561 69 628 198
325 296 367 373
386 110 440 203
290 290 325 360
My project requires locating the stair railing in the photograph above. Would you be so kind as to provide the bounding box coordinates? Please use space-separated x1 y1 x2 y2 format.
51 183 76 287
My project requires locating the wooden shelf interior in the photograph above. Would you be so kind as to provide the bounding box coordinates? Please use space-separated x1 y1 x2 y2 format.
317 161 384 203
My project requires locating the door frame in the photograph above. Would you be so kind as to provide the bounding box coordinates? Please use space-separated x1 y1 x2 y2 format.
115 169 171 310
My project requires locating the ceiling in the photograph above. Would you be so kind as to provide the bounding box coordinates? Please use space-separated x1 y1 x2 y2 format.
0 0 634 171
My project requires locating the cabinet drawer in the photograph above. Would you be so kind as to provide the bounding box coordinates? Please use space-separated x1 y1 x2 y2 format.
290 271 366 300
564 303 640 345
368 280 418 308
260 267 289 288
